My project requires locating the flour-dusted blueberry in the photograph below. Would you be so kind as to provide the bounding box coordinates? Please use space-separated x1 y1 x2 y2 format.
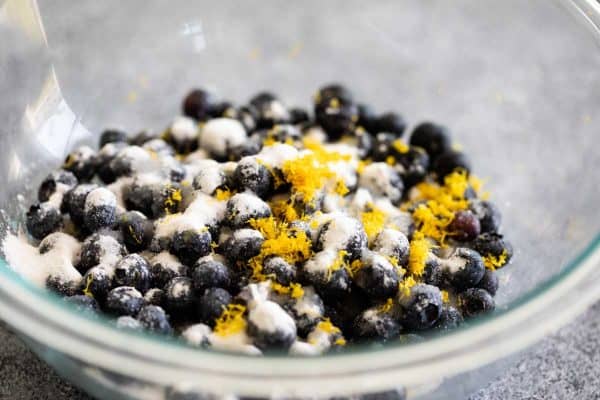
249 92 290 129
432 150 471 182
183 88 217 121
208 100 235 118
128 131 157 146
359 162 404 206
191 258 232 293
165 116 200 154
192 161 226 195
116 315 143 331
123 181 154 216
375 112 406 137
409 122 452 160
144 288 165 307
63 184 98 227
289 107 310 125
234 105 258 133
120 211 154 252
96 142 128 183
164 276 195 315
371 132 397 162
285 286 324 337
315 95 358 141
100 129 128 148
323 290 371 334
472 232 513 268
38 169 78 202
314 83 354 107
422 258 444 287
150 182 183 218
26 203 62 240
197 287 232 326
352 307 401 342
150 252 188 289
448 210 481 242
199 118 248 160
113 254 151 293
262 256 296 286
63 145 97 181
393 146 430 188
137 305 173 335
46 276 79 297
222 229 264 263
247 300 297 351
171 229 212 266
229 136 262 160
372 228 410 265
233 157 273 199
434 306 464 331
477 269 499 296
106 286 145 316
458 288 495 317
81 266 112 302
354 252 399 299
262 124 302 146
357 103 378 134
302 250 352 299
470 199 502 234
354 126 374 159
78 233 127 273
84 187 117 232
316 216 367 261
399 284 442 330
442 248 485 291
225 192 271 228
65 295 100 314
109 145 152 178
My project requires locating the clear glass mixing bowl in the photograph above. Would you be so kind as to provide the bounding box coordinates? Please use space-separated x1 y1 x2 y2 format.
1 0 600 399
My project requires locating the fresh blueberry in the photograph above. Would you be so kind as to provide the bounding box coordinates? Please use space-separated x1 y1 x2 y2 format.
197 287 232 326
225 192 271 228
262 256 296 286
354 253 399 299
409 122 452 160
84 187 117 232
96 142 128 184
109 145 149 178
191 258 232 293
65 295 100 314
443 248 485 290
370 133 397 162
247 300 297 350
137 305 173 334
472 232 513 267
113 254 151 293
458 288 495 317
262 124 302 146
432 150 471 182
106 286 145 316
182 88 217 121
116 315 143 331
352 308 401 342
303 252 352 300
150 253 188 289
38 169 78 202
144 288 165 307
233 157 273 199
63 184 98 227
170 229 212 266
477 269 499 296
208 101 235 118
165 117 199 154
249 92 290 129
120 211 154 252
315 96 358 141
448 210 481 242
399 284 442 330
26 203 62 240
236 106 258 133
393 146 430 188
78 233 127 273
434 306 464 331
123 181 154 216
229 137 262 160
192 165 226 195
222 229 264 263
315 217 367 261
46 276 79 297
289 107 310 125
100 129 128 148
357 103 379 134
372 229 410 265
63 145 97 181
150 182 183 218
164 276 195 315
284 286 324 337
314 83 354 106
81 266 112 302
354 127 374 159
323 290 371 333
358 162 404 206
470 200 502 234
375 112 406 137
422 258 444 287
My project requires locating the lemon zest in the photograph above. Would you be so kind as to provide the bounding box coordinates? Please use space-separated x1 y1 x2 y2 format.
214 304 247 337
398 276 417 298
482 250 508 271
215 188 233 201
361 204 387 243
82 274 94 298
407 232 431 277
378 298 394 313
441 290 450 303
392 139 410 154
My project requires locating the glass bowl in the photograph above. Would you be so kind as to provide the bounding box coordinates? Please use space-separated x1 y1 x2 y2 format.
1 0 600 399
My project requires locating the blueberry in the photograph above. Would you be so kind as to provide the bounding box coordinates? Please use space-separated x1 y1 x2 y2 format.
150 183 183 218
358 164 404 206
106 286 144 316
65 295 100 314
249 92 290 129
448 210 481 242
316 217 367 261
192 164 226 195
144 288 165 306
432 150 471 182
357 103 378 134
472 232 513 268
164 276 195 314
78 233 127 273
372 229 409 264
116 315 143 331
137 305 173 334
182 88 217 121
236 106 258 133
371 133 397 162
165 116 199 154
352 308 401 342
422 258 444 287
289 107 310 125
262 124 302 146
458 288 495 317
150 252 188 288
444 248 485 290
375 112 406 137
46 276 79 297
222 229 264 263
433 306 463 331
38 169 78 202
233 157 273 199
120 211 154 252
399 284 442 330
477 269 499 296
393 146 430 188
249 91 277 107
63 145 97 181
63 184 98 227
284 286 324 337
123 181 154 216
409 122 452 160
113 254 151 293
303 251 352 299
191 258 232 293
171 229 212 266
470 200 502 234
225 193 271 228
262 256 296 286
323 290 371 333
354 127 374 159
26 203 62 240
314 83 354 106
81 266 112 302
229 137 262 160
358 389 407 400
129 131 157 146
100 129 128 148
315 96 358 141
354 253 399 299
96 142 128 183
247 300 297 350
197 287 232 326
209 101 235 118
142 138 176 158
84 187 117 232
109 145 150 178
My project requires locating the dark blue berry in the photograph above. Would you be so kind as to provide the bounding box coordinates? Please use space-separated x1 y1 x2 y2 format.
129 131 157 146
150 254 188 289
314 84 354 106
357 103 378 134
316 218 367 261
183 89 217 121
247 301 297 350
38 170 78 202
458 288 495 317
432 150 471 182
353 309 401 342
229 137 262 160
191 258 232 293
371 133 397 162
315 96 358 140
289 107 310 125
63 146 97 181
137 305 173 335
284 288 324 337
164 277 195 314
144 288 165 306
477 269 499 296
422 258 444 287
78 233 127 273
123 181 154 216
233 157 273 199
262 124 302 146
197 287 232 326
470 200 502 234
354 253 399 299
393 146 430 188
445 248 485 290
143 138 176 157
409 122 451 160
472 233 513 267
434 306 464 331
150 183 183 218
236 106 258 133
97 142 128 183
222 229 264 263
26 203 62 240
65 295 100 314
192 166 226 195
372 229 410 265
375 112 406 137
324 290 370 333
63 184 98 227
448 210 481 242
262 256 296 286
225 193 271 228
106 286 145 316
209 101 234 118
400 284 442 330
249 92 290 129
113 254 151 293
355 127 374 159
81 266 112 302
84 188 117 232
116 315 143 331
46 276 78 297
120 211 154 252
171 229 212 266
100 129 128 148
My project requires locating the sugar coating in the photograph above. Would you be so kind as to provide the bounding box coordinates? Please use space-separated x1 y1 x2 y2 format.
293 286 323 319
182 323 212 346
199 118 247 158
256 143 298 168
318 215 362 250
151 251 183 271
358 162 402 203
170 116 199 142
192 160 223 194
85 187 117 210
373 228 409 259
304 249 339 274
248 300 296 335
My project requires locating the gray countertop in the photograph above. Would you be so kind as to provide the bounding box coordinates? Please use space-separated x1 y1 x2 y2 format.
2 302 600 400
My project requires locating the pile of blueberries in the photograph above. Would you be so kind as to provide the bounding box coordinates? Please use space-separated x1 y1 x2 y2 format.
22 83 512 351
